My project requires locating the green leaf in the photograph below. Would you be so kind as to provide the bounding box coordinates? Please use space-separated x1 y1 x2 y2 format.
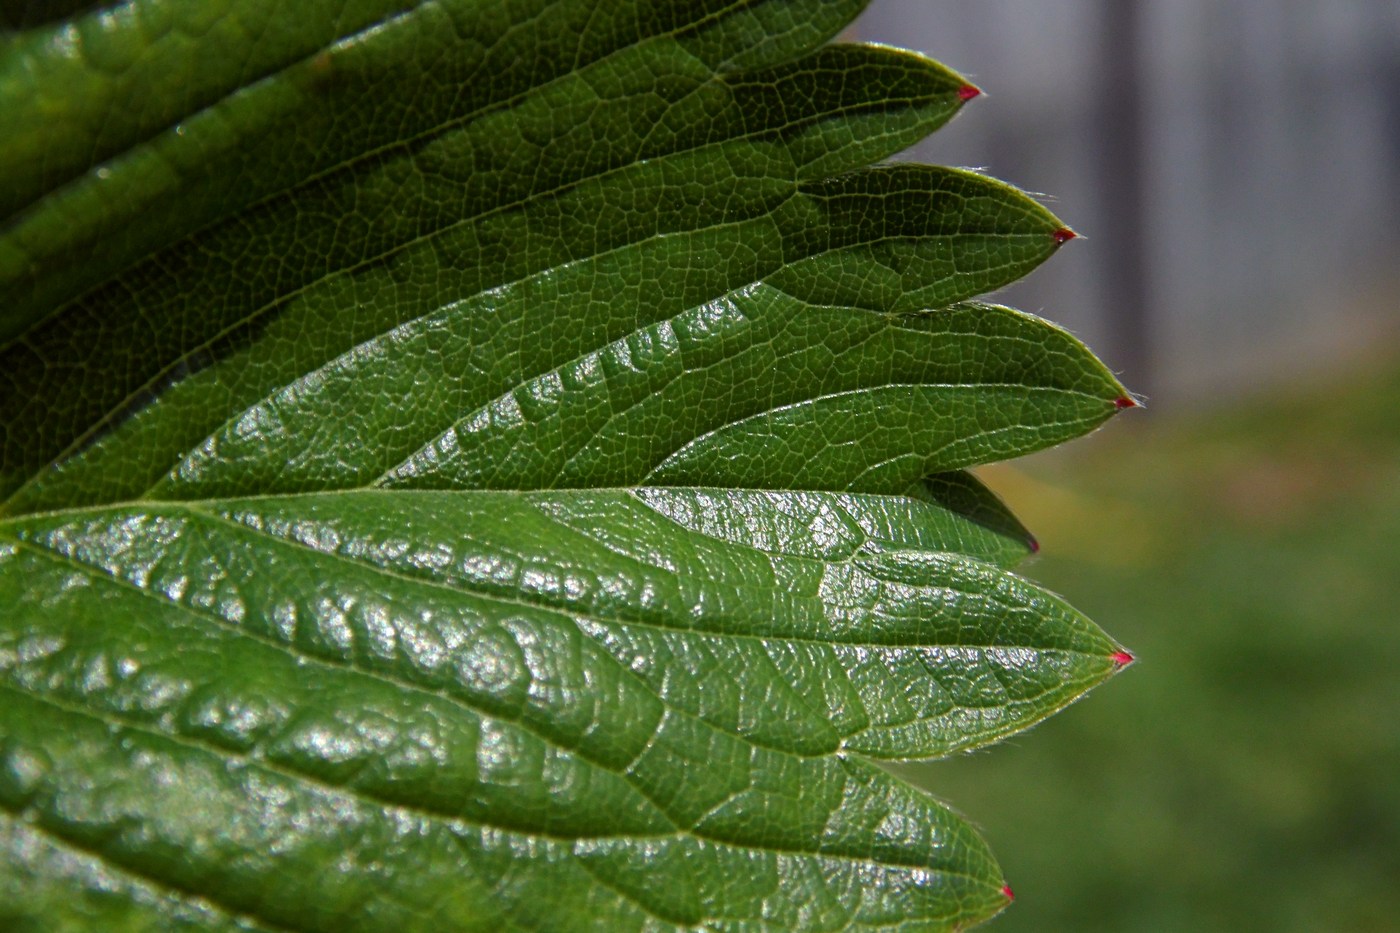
0 1 1133 929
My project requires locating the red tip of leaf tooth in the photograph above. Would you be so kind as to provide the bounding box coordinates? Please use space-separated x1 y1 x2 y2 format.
1114 396 1138 410
958 84 982 101
1002 884 1015 901
1111 650 1136 667
1052 227 1077 244
1027 537 1041 554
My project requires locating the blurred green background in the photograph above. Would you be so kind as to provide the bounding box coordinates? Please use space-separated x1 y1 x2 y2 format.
851 6 1400 924
897 357 1400 931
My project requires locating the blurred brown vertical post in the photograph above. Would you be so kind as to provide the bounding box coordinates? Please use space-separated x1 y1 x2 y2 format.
1096 0 1152 397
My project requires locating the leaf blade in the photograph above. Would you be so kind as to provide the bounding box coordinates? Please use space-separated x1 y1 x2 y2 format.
3 40 981 510
0 0 1133 927
2 514 1016 929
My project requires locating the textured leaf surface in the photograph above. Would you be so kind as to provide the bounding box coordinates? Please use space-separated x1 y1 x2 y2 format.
0 1 1132 929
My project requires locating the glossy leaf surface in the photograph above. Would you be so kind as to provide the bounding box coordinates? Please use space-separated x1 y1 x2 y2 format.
0 1 1132 929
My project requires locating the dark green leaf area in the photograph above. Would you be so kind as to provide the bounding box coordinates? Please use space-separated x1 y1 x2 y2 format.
1 37 971 507
0 0 870 323
4 163 1083 512
0 523 1017 931
1 0 422 219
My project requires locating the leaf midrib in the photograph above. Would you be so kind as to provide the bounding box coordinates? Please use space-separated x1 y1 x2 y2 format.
6 498 1107 658
4 491 1113 802
638 382 1113 485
